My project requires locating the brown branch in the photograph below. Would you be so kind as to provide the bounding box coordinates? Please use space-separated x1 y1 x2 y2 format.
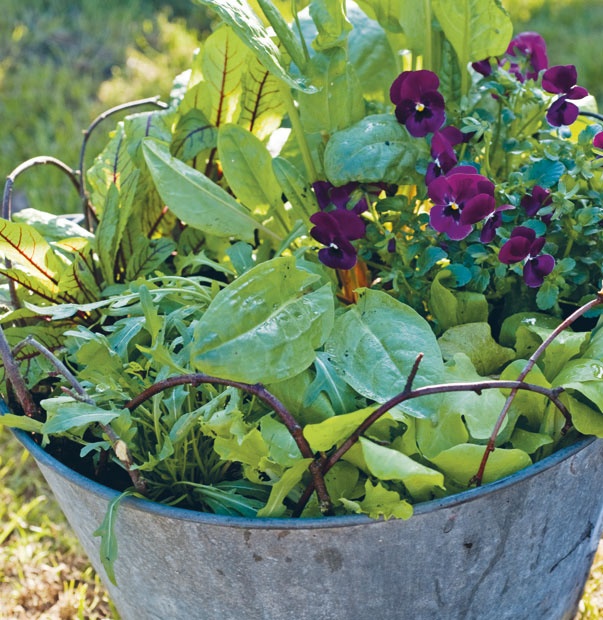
124 373 334 514
472 290 603 486
13 336 147 494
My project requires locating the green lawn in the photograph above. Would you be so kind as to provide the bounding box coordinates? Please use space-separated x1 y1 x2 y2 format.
1 0 603 617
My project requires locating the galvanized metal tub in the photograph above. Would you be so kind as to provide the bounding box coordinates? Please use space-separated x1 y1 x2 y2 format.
14 430 603 620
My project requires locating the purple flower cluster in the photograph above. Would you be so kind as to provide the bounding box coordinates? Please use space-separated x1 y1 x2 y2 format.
472 31 588 127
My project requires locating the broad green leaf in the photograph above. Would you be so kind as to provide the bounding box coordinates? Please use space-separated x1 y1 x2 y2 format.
213 428 271 470
438 353 506 442
438 322 515 375
298 47 364 134
324 288 445 413
193 0 316 92
267 368 337 425
431 0 513 64
562 393 603 437
339 480 413 519
530 326 590 382
303 406 379 452
499 359 551 431
256 458 312 517
305 352 359 415
359 437 445 501
93 490 138 585
191 257 334 383
415 408 469 460
510 428 553 454
41 398 123 434
248 0 310 22
346 3 398 101
429 269 488 331
261 415 303 467
430 443 532 486
142 138 259 243
552 359 603 412
323 114 429 185
498 312 562 349
238 53 287 140
218 124 289 228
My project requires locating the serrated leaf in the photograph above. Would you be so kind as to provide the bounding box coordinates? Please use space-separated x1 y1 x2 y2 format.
256 458 312 517
323 114 429 185
192 258 334 383
142 138 260 243
339 479 413 519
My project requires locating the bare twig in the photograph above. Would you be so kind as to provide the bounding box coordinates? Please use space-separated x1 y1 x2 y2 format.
472 290 603 486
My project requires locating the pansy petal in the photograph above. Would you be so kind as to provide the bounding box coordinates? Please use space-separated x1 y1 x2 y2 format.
523 254 555 288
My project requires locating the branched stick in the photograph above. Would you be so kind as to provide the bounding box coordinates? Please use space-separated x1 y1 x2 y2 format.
12 336 147 494
124 373 334 515
472 290 603 486
294 373 573 516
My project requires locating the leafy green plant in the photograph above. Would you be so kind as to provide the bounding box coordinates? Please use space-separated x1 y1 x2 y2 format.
1 0 603 555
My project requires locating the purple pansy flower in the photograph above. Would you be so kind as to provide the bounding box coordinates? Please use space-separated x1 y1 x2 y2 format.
594 132 603 156
542 65 589 127
521 185 552 217
498 226 555 287
506 32 549 82
428 167 496 240
472 32 548 81
312 181 368 214
390 70 446 137
480 204 514 243
425 126 465 185
310 210 366 270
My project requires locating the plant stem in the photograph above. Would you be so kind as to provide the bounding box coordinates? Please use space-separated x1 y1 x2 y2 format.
472 290 603 486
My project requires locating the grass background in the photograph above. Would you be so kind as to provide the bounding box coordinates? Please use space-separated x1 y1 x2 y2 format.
1 0 603 617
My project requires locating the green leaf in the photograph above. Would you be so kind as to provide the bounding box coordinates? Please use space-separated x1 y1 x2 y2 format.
438 322 515 375
303 406 380 452
359 437 445 501
272 156 317 227
429 269 488 331
192 257 334 383
0 414 44 433
171 109 217 161
323 114 429 185
261 416 302 467
218 124 289 227
324 288 445 414
339 480 413 519
193 0 316 92
256 458 312 517
510 428 553 454
552 359 603 412
93 490 138 586
562 393 603 437
142 138 260 243
305 352 359 415
498 312 562 349
430 443 532 486
431 0 513 63
309 0 353 51
13 208 93 241
41 398 123 434
298 47 365 135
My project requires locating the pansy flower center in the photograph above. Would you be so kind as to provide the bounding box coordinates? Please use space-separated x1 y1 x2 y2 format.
415 102 425 112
